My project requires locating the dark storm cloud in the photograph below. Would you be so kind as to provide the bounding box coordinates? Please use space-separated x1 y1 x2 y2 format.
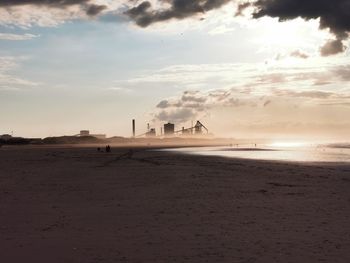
238 0 350 56
0 0 107 16
86 4 108 16
125 0 232 27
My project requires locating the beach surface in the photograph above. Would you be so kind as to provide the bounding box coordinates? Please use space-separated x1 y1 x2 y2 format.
0 145 349 263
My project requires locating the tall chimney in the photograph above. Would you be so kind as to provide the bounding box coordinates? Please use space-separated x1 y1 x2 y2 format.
132 119 135 138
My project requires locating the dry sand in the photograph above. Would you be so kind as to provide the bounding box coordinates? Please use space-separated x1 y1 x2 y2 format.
0 145 349 263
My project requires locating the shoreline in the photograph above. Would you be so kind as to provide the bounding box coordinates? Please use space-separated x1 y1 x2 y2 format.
2 143 349 166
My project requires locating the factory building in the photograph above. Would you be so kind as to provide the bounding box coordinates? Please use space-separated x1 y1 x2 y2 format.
164 122 175 136
79 130 106 139
194 121 208 135
131 119 209 138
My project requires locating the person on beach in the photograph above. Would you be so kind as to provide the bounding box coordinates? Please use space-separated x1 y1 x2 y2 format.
106 145 111 153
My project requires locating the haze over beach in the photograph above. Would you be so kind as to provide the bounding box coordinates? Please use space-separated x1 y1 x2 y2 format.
0 1 350 262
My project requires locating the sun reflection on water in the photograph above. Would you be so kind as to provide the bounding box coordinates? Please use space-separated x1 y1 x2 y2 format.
163 144 350 163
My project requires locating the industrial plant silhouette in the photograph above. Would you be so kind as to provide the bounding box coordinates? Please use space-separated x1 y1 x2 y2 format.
0 119 212 146
131 120 209 138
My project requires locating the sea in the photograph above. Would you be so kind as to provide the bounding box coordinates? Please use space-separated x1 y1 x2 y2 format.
163 143 350 163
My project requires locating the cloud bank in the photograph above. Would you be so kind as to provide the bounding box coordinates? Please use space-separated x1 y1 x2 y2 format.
1 0 349 56
152 86 350 130
153 88 265 123
125 0 350 56
146 60 350 124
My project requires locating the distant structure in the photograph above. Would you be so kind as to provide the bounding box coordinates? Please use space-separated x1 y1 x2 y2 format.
133 120 158 138
78 130 106 139
132 119 210 138
146 128 156 137
174 120 209 136
0 134 12 141
181 127 192 136
164 122 175 136
132 119 136 138
194 121 208 135
80 130 90 136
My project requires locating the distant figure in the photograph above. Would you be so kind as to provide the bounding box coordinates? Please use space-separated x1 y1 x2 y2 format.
97 147 101 152
106 145 111 153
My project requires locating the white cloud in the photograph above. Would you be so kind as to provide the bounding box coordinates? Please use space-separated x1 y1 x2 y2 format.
115 56 350 97
0 33 39 40
107 86 133 93
0 56 39 90
0 5 85 28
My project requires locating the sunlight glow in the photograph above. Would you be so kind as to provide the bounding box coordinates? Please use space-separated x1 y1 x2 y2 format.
252 17 330 54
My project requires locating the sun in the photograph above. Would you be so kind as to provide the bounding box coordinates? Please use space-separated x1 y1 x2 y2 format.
252 17 329 53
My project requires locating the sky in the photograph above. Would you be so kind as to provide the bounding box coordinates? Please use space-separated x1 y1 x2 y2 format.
0 0 349 141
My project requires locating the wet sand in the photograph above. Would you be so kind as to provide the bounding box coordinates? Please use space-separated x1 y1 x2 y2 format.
0 146 350 263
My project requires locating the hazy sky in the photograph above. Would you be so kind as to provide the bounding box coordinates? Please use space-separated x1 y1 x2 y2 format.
0 0 349 141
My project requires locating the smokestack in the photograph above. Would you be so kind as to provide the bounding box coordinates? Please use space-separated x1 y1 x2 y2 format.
132 119 135 138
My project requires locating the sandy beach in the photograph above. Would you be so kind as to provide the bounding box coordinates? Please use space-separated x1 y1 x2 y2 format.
0 145 349 263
